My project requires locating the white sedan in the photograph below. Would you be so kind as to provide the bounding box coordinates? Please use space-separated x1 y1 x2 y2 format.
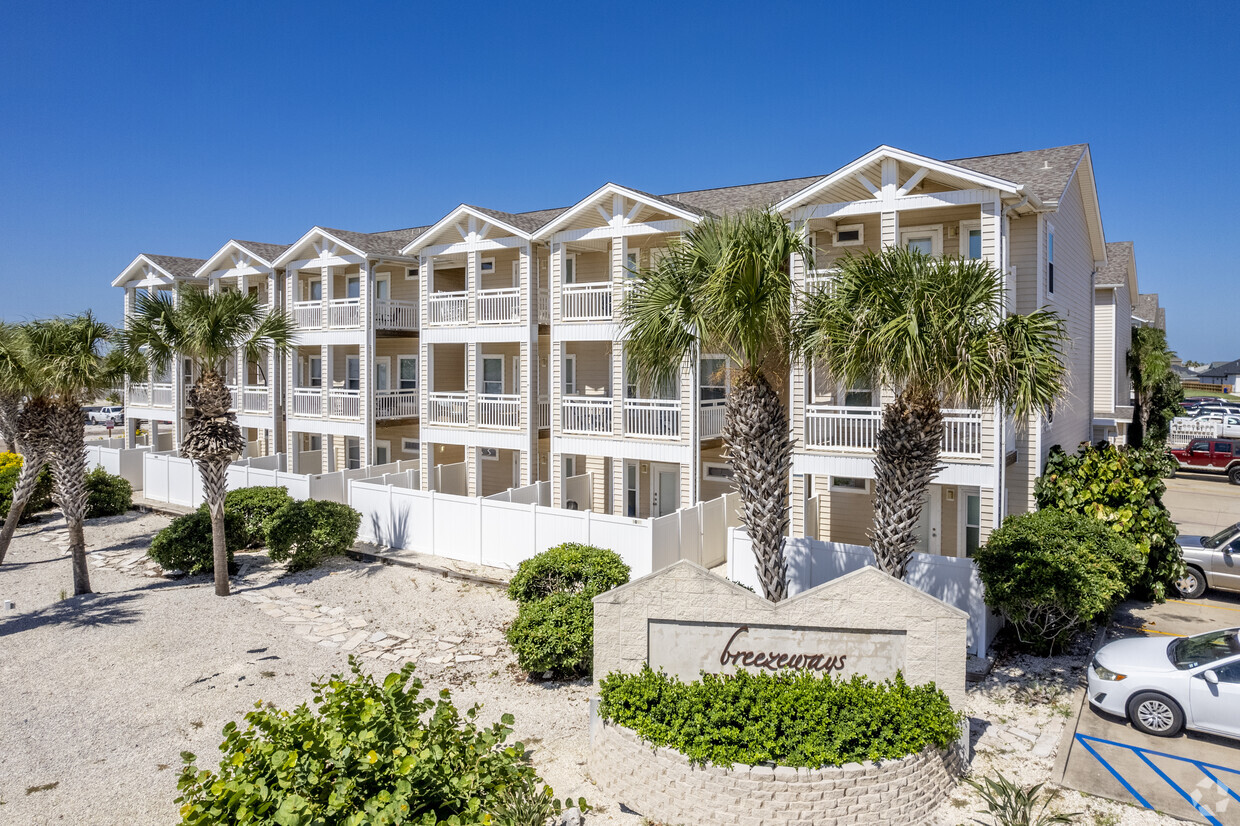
1087 627 1240 740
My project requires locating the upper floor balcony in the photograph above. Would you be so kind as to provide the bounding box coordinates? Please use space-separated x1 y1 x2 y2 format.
290 387 361 420
424 288 525 327
291 298 363 330
558 397 724 441
561 283 612 322
804 405 983 458
226 385 272 415
375 299 419 332
128 382 174 409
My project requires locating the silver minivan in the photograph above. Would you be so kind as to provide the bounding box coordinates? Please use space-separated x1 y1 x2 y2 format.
1176 522 1240 598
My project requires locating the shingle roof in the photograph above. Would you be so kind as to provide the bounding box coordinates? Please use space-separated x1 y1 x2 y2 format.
464 204 551 234
144 254 206 279
319 226 429 257
1199 358 1240 378
1134 293 1166 332
950 144 1089 204
1096 241 1133 288
662 175 826 215
232 240 290 264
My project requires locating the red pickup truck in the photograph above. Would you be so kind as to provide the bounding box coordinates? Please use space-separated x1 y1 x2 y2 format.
1169 439 1240 485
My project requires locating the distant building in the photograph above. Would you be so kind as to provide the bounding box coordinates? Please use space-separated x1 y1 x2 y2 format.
1195 359 1240 392
1133 292 1165 331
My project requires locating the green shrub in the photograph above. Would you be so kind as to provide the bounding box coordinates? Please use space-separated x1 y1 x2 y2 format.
974 509 1143 653
507 542 630 603
599 665 962 769
84 467 132 518
148 507 244 575
1035 442 1182 601
175 658 584 826
504 544 630 678
0 453 54 523
264 499 361 572
506 592 595 677
223 486 293 548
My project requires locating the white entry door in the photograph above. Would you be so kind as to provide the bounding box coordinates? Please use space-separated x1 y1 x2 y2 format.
651 464 680 517
911 488 942 556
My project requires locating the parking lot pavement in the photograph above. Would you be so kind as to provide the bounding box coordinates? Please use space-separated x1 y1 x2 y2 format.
1165 473 1240 537
1057 594 1240 824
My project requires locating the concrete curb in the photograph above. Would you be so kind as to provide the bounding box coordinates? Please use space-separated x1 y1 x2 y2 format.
1052 623 1109 786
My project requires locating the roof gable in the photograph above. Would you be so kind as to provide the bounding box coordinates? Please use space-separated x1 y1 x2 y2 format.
533 182 707 239
193 239 289 279
112 253 206 288
951 144 1089 205
401 204 535 255
1096 241 1136 296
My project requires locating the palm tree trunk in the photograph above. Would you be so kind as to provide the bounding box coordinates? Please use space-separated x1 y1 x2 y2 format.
47 403 91 594
723 372 791 602
199 458 231 596
0 400 53 564
0 450 46 565
870 390 945 580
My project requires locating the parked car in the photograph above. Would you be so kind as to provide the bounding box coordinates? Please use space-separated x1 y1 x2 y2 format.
1168 438 1240 484
1190 405 1240 419
87 406 124 426
1175 522 1240 598
1088 627 1240 739
1189 414 1240 438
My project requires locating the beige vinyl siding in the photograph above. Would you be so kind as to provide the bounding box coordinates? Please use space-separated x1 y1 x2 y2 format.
811 214 882 267
480 250 521 291
1094 289 1116 412
432 265 467 292
431 443 465 466
378 264 419 303
572 251 609 284
1113 282 1132 409
430 344 466 392
940 487 959 557
479 448 519 496
826 488 876 545
376 421 420 449
479 343 521 393
1009 215 1039 314
564 342 610 395
699 442 737 503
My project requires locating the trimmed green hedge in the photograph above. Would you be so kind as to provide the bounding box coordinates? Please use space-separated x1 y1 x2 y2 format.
264 499 361 572
84 467 132 518
599 666 962 769
223 486 293 548
506 542 631 603
149 507 244 575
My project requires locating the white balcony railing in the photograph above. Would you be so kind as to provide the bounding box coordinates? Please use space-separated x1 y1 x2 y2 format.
428 292 468 326
328 388 361 418
128 384 151 407
226 385 241 410
243 385 269 414
537 288 550 325
805 268 841 295
375 389 419 419
625 398 680 438
293 300 322 329
538 395 550 429
427 392 469 426
562 283 612 321
152 383 174 408
292 388 322 417
700 399 726 439
477 288 520 324
329 298 360 328
375 299 419 331
562 396 613 434
478 394 521 429
805 405 983 456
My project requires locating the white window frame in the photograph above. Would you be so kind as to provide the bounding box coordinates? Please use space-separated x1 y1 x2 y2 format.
345 355 360 391
625 248 640 279
373 356 391 392
374 273 391 301
830 476 871 494
563 354 577 394
563 455 577 478
699 354 729 401
307 356 323 388
480 257 495 275
511 259 520 286
405 266 419 281
481 355 505 395
401 437 420 455
1046 221 1056 297
374 439 391 465
345 275 361 299
480 446 499 461
702 462 736 483
397 355 418 390
306 277 322 301
959 220 982 259
833 223 864 247
960 490 982 558
901 225 943 257
625 461 639 517
563 253 577 284
345 437 361 470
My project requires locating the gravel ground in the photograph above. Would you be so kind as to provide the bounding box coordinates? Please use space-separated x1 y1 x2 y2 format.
0 511 1178 825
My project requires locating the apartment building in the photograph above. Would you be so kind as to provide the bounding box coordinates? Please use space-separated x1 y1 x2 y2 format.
1093 241 1137 444
117 142 1136 566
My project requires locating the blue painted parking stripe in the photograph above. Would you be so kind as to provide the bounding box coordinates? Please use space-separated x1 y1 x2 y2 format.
1198 765 1240 807
1077 734 1240 776
1132 748 1223 826
1073 734 1153 809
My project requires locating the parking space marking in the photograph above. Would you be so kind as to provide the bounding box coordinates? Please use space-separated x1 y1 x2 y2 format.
1112 623 1182 637
1168 599 1240 614
1075 733 1240 826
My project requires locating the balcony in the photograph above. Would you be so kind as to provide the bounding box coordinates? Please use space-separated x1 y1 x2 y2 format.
562 396 612 435
292 388 321 417
375 299 419 331
152 383 174 408
537 288 550 325
805 268 840 295
700 399 726 439
624 398 680 439
478 288 520 324
128 384 151 407
328 388 361 419
805 405 983 457
227 385 241 410
328 298 360 328
428 292 468 326
293 300 322 329
243 385 269 414
562 283 612 321
427 392 468 426
375 389 419 419
539 395 550 429
478 394 521 429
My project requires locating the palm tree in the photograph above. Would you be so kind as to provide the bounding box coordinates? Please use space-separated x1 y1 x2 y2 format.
620 208 813 602
21 314 130 594
0 322 52 565
795 247 1066 579
1127 326 1183 447
121 288 294 596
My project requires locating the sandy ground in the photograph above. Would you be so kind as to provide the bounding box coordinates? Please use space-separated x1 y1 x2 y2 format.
0 511 1179 825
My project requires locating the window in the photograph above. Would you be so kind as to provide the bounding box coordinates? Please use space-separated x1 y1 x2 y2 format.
346 356 360 390
563 254 577 284
401 437 420 456
480 447 499 461
843 378 874 408
345 276 360 299
702 462 736 482
700 356 727 401
398 356 418 390
1046 222 1055 296
374 440 391 465
563 354 577 394
1213 662 1240 684
831 477 869 493
307 356 322 388
405 266 419 281
965 494 981 557
482 355 504 395
833 224 864 246
511 259 520 285
480 257 495 274
374 276 389 302
1190 439 1210 453
901 226 943 256
306 434 322 451
563 455 577 479
307 279 322 301
959 220 982 259
345 437 361 470
374 357 390 392
1217 443 1234 456
625 462 638 517
625 249 640 279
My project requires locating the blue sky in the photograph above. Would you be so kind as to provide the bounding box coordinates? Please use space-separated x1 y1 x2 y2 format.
1 0 1236 359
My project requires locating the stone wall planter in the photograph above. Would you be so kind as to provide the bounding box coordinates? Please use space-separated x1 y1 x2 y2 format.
589 719 962 826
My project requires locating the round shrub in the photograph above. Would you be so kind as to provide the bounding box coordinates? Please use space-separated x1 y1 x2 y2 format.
223 486 293 548
175 658 579 826
599 665 962 769
264 499 361 572
507 542 631 603
506 592 595 677
0 452 54 523
974 508 1143 653
148 507 244 575
84 467 132 518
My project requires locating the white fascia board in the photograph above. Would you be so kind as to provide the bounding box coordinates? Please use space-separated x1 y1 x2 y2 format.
111 254 176 288
532 183 702 240
194 241 276 280
401 205 531 256
271 227 368 268
1061 147 1108 264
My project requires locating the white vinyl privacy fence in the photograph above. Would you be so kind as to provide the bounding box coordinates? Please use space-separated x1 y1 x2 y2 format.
84 439 148 488
727 531 1000 657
